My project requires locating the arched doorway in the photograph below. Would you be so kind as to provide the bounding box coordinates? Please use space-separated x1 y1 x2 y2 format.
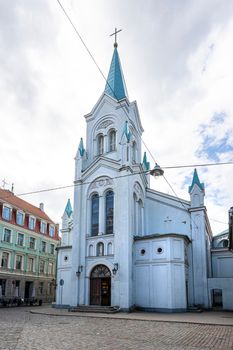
90 264 111 306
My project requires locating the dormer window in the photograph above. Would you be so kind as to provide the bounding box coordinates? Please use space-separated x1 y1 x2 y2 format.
2 205 11 221
109 130 116 152
29 216 36 230
16 211 24 226
97 134 104 155
49 225 55 237
40 221 47 234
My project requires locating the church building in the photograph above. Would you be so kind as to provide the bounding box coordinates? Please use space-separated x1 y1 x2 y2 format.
56 39 233 312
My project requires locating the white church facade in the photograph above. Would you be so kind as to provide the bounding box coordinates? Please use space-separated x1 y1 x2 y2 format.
56 42 233 312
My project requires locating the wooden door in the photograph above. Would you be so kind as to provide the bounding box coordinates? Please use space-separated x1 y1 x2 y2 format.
101 278 111 306
90 278 101 305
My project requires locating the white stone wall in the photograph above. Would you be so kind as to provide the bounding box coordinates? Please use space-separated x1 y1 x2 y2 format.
134 236 187 311
56 248 72 306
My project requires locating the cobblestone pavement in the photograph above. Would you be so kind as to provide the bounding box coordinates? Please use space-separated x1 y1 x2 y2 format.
0 307 233 350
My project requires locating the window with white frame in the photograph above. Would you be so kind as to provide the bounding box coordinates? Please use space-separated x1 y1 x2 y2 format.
41 241 46 253
1 252 9 268
27 257 34 272
29 237 36 250
29 216 36 230
97 134 104 155
16 211 24 226
49 225 55 237
3 228 11 243
48 262 53 275
40 221 47 234
39 260 45 274
2 205 11 221
17 233 24 246
15 255 23 270
50 244 54 255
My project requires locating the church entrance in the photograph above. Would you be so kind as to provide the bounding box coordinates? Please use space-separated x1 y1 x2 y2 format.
90 265 111 306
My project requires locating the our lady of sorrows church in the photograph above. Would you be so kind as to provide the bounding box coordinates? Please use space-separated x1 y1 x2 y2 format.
56 37 233 312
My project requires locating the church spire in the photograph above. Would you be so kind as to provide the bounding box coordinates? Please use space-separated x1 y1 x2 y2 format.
104 40 128 101
65 198 73 218
189 168 204 193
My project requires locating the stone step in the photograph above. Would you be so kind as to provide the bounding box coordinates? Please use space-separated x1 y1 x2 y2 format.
69 305 120 314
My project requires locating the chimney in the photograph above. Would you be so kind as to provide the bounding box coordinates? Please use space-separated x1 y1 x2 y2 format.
39 203 44 211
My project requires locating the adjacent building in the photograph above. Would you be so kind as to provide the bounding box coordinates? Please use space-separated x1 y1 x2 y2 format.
0 188 60 303
208 229 233 310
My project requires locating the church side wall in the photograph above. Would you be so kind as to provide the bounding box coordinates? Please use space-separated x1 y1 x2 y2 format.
145 196 190 238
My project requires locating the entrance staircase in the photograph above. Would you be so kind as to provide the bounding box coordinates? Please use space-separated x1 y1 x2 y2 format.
69 305 120 314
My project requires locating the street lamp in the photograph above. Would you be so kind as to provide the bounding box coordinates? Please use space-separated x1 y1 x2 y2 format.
150 163 164 178
76 265 83 277
112 263 119 275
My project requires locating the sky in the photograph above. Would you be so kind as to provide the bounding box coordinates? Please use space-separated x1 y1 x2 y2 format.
0 0 233 235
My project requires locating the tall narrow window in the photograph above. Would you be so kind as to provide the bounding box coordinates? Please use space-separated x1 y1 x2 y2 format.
1 252 9 268
109 130 116 152
97 135 104 155
132 141 137 163
97 242 104 256
3 228 11 243
105 191 114 234
91 194 99 236
16 211 24 225
15 255 22 270
2 206 11 221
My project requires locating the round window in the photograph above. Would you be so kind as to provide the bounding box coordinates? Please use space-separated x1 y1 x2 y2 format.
64 256 68 261
157 247 163 254
140 249 146 255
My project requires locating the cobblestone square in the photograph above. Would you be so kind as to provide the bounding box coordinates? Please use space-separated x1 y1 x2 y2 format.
0 307 233 350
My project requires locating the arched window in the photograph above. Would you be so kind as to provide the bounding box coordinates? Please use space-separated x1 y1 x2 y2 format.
105 191 114 235
89 244 94 256
138 199 143 235
107 242 113 255
133 194 143 236
109 130 116 152
132 141 137 163
91 194 99 236
97 242 104 256
97 135 104 155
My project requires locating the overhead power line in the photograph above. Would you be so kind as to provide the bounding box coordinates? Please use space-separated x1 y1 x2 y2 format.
1 159 232 199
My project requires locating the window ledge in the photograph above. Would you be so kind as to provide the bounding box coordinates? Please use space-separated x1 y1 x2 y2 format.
1 241 12 245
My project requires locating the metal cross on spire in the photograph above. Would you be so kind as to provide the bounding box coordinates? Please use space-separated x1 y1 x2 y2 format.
110 27 122 48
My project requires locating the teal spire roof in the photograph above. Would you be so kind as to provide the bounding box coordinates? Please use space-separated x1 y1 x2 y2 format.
121 120 131 143
78 137 85 157
142 152 150 171
65 199 73 218
189 168 205 193
104 47 128 101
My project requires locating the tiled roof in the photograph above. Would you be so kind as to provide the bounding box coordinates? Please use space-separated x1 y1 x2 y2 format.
0 188 54 223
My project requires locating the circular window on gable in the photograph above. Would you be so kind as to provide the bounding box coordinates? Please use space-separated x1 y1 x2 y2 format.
64 256 68 261
140 249 146 255
157 247 163 254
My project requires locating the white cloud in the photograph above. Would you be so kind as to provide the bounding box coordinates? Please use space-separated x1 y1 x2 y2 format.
0 1 233 234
